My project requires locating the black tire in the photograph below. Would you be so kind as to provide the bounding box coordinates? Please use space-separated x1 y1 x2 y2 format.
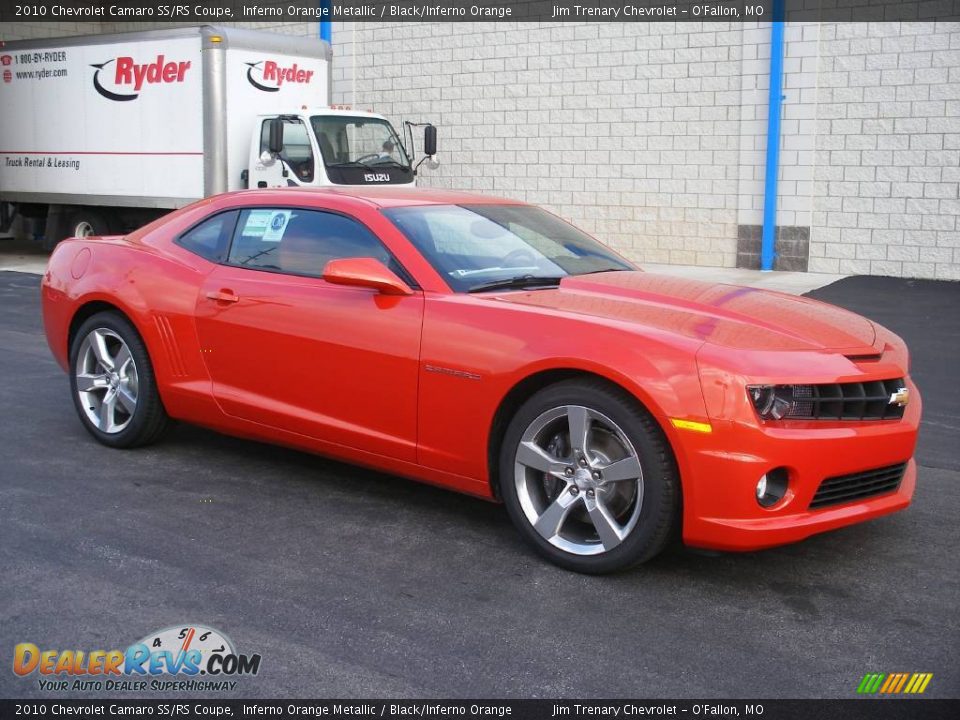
65 208 112 239
499 378 679 574
69 311 171 448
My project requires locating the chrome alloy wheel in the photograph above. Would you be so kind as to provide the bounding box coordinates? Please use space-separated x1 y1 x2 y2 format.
75 328 139 434
514 405 644 556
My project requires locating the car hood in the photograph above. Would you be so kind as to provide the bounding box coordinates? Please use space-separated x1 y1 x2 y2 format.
490 271 877 352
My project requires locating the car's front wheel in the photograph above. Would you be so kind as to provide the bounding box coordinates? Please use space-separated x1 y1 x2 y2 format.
500 379 679 573
69 311 170 448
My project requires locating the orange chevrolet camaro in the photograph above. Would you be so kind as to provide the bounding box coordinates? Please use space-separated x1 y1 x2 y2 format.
41 188 921 573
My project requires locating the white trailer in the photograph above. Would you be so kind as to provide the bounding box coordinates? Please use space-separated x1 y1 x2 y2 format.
0 25 436 246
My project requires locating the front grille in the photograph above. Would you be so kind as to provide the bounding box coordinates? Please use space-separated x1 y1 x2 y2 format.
789 378 907 420
810 463 907 510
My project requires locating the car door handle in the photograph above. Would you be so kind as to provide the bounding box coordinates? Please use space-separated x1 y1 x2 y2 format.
205 289 239 304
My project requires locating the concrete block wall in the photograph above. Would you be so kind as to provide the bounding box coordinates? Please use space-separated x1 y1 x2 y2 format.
734 22 820 270
334 21 749 268
736 22 819 232
808 22 960 280
333 21 960 278
1 23 98 40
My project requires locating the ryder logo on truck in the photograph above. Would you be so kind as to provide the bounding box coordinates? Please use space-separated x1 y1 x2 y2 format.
91 55 191 101
244 60 314 93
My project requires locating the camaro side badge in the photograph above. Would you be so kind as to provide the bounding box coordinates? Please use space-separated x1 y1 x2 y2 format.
889 388 910 407
424 364 481 381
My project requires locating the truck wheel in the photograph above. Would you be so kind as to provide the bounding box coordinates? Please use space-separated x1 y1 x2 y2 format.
66 208 111 239
500 379 680 574
69 311 171 448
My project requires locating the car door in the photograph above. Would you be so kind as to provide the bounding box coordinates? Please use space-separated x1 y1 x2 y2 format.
193 206 423 462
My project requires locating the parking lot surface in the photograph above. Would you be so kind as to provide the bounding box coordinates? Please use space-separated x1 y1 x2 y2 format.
1 270 957 699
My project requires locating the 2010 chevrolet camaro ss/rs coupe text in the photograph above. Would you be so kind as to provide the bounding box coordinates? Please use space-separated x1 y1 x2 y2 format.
41 187 921 573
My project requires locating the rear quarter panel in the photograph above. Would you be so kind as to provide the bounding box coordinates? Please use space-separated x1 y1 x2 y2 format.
41 229 217 420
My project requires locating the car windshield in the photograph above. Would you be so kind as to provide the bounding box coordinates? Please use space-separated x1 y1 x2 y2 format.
310 115 410 168
383 204 634 292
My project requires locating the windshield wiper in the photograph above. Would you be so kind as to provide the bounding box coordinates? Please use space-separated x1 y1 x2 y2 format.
467 275 564 294
328 160 375 169
579 268 631 275
369 159 410 169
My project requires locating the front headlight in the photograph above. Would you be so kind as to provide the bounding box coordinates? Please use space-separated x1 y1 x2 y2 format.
747 384 814 420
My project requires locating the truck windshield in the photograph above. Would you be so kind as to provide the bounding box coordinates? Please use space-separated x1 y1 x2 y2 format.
384 204 635 293
310 116 410 169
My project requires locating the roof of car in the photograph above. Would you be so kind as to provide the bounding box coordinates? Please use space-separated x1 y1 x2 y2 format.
223 186 524 210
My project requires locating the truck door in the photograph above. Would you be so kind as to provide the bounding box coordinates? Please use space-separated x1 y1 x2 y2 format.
250 118 316 189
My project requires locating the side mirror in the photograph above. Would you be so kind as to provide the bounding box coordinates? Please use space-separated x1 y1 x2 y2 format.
268 118 284 154
423 125 437 157
322 257 414 296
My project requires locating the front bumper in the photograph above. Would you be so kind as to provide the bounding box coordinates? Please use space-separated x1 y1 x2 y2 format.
677 379 921 551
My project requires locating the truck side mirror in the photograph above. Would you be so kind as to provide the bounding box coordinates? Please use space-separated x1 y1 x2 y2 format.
268 118 284 154
423 125 437 157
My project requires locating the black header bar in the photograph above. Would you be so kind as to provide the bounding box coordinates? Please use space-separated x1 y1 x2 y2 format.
0 700 959 720
1 0 960 25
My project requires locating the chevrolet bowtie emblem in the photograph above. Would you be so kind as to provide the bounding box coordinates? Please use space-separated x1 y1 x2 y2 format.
889 388 910 407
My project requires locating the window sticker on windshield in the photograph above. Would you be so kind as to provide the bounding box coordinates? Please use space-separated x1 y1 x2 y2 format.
243 210 293 242
262 211 292 242
241 210 272 238
243 210 292 242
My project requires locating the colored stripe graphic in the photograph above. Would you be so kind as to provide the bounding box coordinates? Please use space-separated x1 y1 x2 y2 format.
857 672 932 694
906 673 934 693
857 673 885 693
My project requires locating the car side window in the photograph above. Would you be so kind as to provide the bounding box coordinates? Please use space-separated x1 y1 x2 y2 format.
176 211 237 263
227 208 408 281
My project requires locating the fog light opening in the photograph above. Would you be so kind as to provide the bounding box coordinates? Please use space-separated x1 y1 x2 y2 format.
756 467 789 508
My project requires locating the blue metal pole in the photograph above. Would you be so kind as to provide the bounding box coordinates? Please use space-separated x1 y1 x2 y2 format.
319 0 332 43
761 18 785 272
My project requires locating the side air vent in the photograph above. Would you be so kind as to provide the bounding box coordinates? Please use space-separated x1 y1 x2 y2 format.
153 315 188 378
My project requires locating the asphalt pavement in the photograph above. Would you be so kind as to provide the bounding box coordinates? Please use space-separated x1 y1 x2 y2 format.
1 270 957 699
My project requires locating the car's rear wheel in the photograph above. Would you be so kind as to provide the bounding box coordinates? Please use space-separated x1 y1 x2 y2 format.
69 312 170 448
500 379 679 573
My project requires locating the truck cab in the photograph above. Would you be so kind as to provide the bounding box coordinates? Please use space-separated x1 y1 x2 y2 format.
249 109 436 190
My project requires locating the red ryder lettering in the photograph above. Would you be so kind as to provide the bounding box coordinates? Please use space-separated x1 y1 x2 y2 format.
261 60 313 86
114 55 191 90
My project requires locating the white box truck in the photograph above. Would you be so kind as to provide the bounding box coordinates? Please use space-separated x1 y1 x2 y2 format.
0 25 437 247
